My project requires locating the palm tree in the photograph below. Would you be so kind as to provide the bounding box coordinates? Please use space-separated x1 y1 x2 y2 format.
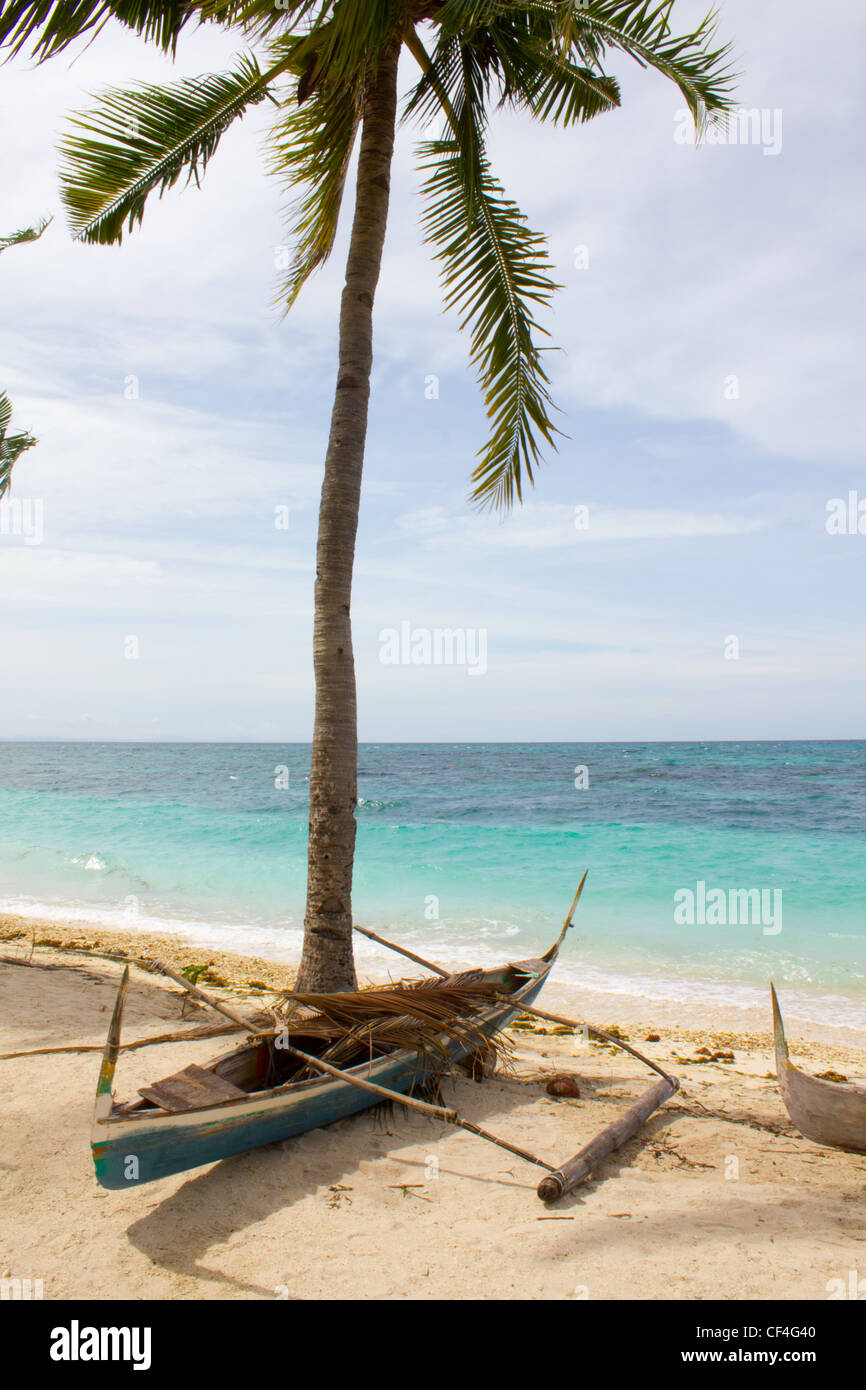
0 1 734 989
0 214 52 254
0 217 50 491
0 390 37 497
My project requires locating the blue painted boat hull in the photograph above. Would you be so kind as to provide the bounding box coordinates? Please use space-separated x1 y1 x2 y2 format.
92 963 553 1189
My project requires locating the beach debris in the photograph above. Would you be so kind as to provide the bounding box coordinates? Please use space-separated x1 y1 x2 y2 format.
816 1070 848 1084
509 1013 547 1032
274 976 511 1077
327 1184 353 1208
179 963 211 986
672 1048 735 1065
645 1033 661 1043
545 1074 582 1098
601 1024 629 1042
651 1135 715 1171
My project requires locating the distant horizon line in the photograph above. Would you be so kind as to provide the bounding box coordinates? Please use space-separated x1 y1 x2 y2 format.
1 738 864 746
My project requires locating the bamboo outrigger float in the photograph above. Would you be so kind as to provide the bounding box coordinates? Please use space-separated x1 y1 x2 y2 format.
771 983 866 1153
92 875 680 1198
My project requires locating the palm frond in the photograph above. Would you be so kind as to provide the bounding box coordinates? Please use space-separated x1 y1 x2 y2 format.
517 0 737 126
190 0 328 44
267 0 403 88
58 54 275 244
0 0 194 61
267 66 362 311
406 2 619 127
0 215 52 253
0 391 37 499
521 53 620 123
406 27 561 509
481 15 622 123
275 975 508 1075
419 135 560 511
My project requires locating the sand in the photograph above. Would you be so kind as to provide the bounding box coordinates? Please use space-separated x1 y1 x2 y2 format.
2 914 866 1302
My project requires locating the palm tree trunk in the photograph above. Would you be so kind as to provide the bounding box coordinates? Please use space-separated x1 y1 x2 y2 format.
296 41 400 993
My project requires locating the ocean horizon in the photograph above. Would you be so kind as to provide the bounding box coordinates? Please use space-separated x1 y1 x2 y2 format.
1 739 864 1032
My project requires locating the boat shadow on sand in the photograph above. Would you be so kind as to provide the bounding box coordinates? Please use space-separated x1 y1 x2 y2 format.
124 1069 676 1296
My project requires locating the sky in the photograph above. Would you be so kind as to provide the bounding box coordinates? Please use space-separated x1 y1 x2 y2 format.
1 0 864 742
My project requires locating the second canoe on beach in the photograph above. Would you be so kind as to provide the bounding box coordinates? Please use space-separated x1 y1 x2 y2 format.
771 984 866 1153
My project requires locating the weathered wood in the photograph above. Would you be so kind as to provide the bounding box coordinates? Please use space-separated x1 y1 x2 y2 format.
139 1063 247 1112
273 1035 556 1173
151 955 554 1167
353 873 588 980
772 983 866 1153
0 1021 240 1061
500 1000 676 1085
0 954 66 970
149 960 264 1035
537 1075 678 1202
352 925 449 977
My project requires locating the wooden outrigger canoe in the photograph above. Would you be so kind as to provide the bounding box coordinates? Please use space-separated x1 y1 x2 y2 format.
771 983 866 1153
92 939 561 1190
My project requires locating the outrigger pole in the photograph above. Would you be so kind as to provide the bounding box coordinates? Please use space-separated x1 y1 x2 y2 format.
353 873 680 1202
146 959 556 1178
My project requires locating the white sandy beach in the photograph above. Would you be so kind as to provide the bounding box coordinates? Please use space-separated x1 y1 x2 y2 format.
2 915 866 1302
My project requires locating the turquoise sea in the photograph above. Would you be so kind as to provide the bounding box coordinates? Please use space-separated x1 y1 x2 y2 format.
0 741 864 1028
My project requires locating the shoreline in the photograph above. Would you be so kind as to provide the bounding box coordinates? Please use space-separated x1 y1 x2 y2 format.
3 910 865 1061
2 863 865 1044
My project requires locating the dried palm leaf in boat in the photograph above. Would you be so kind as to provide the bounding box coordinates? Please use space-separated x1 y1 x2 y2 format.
272 976 508 1080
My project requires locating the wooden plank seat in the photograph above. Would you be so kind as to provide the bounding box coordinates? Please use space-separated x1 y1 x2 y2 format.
139 1063 246 1113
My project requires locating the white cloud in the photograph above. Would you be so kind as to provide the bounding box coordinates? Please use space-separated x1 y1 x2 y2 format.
396 501 766 550
1 3 864 738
